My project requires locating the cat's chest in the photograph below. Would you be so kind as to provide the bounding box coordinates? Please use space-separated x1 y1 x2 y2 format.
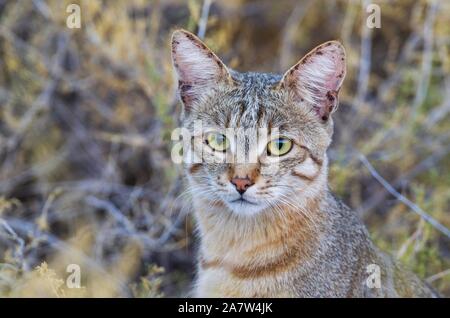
194 266 296 298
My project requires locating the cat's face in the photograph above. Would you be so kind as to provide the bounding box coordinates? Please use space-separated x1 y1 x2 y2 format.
171 30 346 216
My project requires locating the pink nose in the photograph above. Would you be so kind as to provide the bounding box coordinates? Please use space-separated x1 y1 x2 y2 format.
231 177 254 194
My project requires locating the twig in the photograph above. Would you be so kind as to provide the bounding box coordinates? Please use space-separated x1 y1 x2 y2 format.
0 218 26 270
396 219 424 259
0 144 68 193
84 196 164 250
32 0 52 19
377 33 421 102
411 0 439 118
376 1 422 104
358 143 450 216
358 154 450 239
341 0 373 146
197 0 212 40
85 196 135 233
426 268 450 283
279 0 313 70
424 78 450 128
354 0 373 107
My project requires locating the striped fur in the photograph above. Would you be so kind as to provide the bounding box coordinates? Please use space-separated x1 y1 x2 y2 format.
171 30 437 298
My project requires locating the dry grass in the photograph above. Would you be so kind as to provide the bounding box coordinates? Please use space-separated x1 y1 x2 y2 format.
0 0 449 297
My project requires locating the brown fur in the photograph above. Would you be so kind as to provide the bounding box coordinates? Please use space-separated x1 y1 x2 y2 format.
171 30 438 298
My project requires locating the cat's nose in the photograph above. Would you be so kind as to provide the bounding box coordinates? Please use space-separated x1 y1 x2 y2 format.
230 177 254 195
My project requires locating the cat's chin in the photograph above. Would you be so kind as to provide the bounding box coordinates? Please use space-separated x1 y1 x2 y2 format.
225 198 265 216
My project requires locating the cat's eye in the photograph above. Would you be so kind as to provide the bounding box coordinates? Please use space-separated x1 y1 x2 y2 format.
205 132 229 152
267 137 293 156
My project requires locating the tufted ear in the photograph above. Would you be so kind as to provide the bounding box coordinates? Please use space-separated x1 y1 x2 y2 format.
171 30 232 111
279 41 346 122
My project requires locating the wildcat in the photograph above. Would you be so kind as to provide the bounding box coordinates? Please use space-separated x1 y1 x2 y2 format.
171 29 437 297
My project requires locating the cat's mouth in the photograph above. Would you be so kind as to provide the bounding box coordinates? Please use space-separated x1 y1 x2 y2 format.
225 196 264 215
230 197 258 205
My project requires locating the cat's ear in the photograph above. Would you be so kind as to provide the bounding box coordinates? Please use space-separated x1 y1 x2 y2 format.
279 41 346 122
171 29 232 111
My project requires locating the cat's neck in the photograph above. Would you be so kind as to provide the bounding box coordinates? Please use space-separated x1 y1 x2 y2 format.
194 188 331 272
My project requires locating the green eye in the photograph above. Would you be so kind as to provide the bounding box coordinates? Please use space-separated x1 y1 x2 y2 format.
267 137 293 156
205 132 229 152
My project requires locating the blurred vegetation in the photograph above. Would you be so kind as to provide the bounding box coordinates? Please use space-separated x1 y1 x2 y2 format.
0 0 449 297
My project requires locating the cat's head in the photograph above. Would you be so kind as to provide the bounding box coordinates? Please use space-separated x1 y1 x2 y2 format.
171 30 346 216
